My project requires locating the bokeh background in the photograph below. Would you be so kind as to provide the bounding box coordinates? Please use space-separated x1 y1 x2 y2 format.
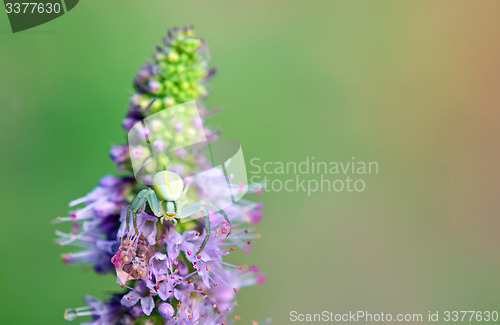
1 0 500 324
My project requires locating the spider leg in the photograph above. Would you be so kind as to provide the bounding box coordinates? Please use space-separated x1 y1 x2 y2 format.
143 189 162 218
127 189 149 233
181 179 192 197
127 189 147 231
179 202 209 254
131 196 148 234
197 208 211 255
180 201 228 255
201 200 231 235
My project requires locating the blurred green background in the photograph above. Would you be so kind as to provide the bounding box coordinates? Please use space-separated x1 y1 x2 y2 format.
1 0 500 324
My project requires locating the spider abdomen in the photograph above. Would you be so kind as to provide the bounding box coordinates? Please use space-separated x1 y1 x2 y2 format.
151 170 184 201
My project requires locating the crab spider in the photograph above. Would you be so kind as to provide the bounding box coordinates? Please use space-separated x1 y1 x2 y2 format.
127 170 230 255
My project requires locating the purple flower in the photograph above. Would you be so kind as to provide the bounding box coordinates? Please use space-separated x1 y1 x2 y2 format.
109 144 129 163
165 227 183 259
174 121 183 132
158 302 175 319
57 26 267 324
55 175 131 273
64 295 131 324
147 80 161 93
153 139 165 152
122 116 138 131
120 281 155 316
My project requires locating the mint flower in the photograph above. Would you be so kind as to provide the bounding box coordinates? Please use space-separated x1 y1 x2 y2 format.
56 26 267 324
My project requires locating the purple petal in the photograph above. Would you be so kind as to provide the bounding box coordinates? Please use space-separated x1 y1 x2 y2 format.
120 291 141 308
157 280 172 301
141 295 154 316
151 252 170 276
99 175 123 188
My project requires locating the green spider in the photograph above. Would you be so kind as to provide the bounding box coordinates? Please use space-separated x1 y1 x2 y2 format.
126 170 230 255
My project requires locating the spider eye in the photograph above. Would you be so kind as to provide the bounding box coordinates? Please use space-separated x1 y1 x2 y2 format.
152 171 184 201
